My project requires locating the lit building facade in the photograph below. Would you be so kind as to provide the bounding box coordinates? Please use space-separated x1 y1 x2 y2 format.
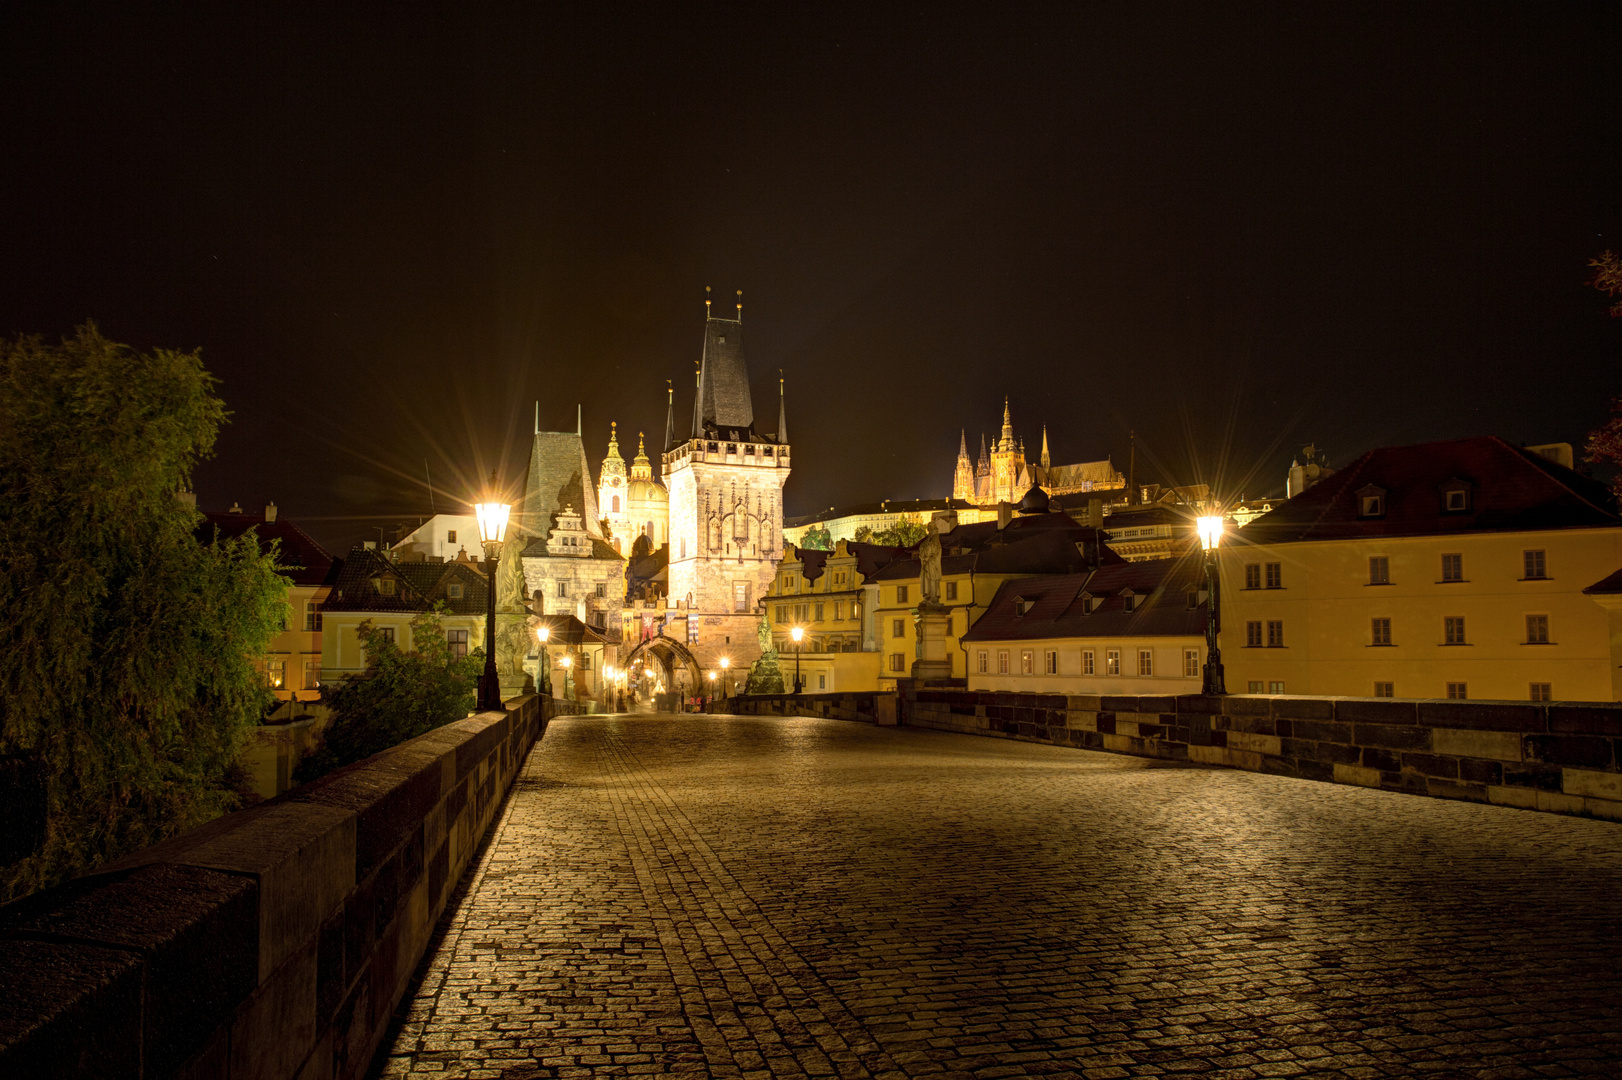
1221 437 1622 701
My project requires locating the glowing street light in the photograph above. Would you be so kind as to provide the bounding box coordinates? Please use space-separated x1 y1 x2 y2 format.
1195 514 1227 695
719 655 731 699
475 476 511 712
790 625 804 695
536 624 551 697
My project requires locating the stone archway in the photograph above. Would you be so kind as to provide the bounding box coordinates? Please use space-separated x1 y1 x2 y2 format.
624 634 704 708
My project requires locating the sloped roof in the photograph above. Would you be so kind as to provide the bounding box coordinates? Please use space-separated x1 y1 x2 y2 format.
785 497 978 529
1036 459 1121 490
198 512 336 588
323 548 489 615
696 316 755 434
1583 567 1622 595
517 429 603 548
963 552 1207 642
1241 436 1619 545
868 512 1120 581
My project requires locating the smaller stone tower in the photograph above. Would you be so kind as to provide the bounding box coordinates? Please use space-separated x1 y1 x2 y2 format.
598 422 629 553
952 430 975 501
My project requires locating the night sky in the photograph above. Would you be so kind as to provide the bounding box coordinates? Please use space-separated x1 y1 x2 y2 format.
3 4 1619 554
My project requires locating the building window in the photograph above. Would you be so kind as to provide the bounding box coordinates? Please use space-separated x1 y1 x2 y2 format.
1044 650 1057 675
1106 650 1120 676
1524 550 1547 580
796 603 810 622
889 653 906 672
555 581 567 597
1265 563 1282 589
1248 681 1263 692
1266 620 1284 648
1443 485 1471 512
1138 650 1153 676
896 585 909 604
266 658 286 689
1369 556 1390 585
977 650 988 674
596 583 608 599
1441 553 1463 582
1021 650 1034 675
1080 595 1094 615
1122 592 1137 613
446 628 469 659
815 602 825 622
1530 682 1551 701
1447 682 1467 700
1269 680 1286 694
998 650 1010 674
304 659 321 689
1083 650 1095 675
611 495 620 512
1357 486 1386 518
1444 616 1467 645
1246 621 1262 647
946 581 958 601
1371 617 1392 646
892 618 906 639
833 601 843 621
1374 681 1393 698
818 674 827 690
579 653 591 672
374 577 396 596
378 626 396 644
776 605 787 623
1526 614 1549 644
1183 649 1199 677
447 530 457 544
447 583 464 599
734 582 749 612
305 602 323 631
1244 563 1261 589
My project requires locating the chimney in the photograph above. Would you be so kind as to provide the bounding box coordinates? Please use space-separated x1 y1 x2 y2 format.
997 501 1013 530
1088 497 1104 529
265 501 278 523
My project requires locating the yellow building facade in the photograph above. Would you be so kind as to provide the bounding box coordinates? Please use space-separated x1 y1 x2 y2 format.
764 541 881 692
1220 437 1622 702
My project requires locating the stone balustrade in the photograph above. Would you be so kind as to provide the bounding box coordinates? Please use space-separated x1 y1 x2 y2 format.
0 694 576 1080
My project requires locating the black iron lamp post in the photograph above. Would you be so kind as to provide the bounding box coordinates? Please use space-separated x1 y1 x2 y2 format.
536 623 551 697
720 654 730 699
791 625 804 694
1197 514 1227 696
475 482 511 712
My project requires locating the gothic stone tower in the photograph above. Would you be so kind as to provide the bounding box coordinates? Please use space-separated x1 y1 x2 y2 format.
952 430 975 501
663 296 789 670
990 398 1024 504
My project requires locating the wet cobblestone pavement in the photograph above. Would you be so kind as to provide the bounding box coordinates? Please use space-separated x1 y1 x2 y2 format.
379 714 1622 1079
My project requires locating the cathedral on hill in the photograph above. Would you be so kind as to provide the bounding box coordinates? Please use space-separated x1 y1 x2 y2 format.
953 400 1125 507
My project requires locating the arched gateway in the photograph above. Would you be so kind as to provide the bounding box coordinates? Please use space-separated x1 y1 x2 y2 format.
623 634 704 708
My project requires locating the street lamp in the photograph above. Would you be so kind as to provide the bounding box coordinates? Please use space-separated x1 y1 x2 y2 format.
1196 514 1227 696
560 653 573 700
475 479 511 712
790 625 804 694
719 655 730 699
536 624 551 697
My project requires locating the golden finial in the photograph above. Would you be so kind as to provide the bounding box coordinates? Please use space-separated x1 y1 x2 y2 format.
705 285 711 317
736 289 743 320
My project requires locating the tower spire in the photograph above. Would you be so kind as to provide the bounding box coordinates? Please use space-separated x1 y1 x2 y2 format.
664 380 676 452
777 369 787 443
534 400 539 435
958 429 968 458
1040 425 1050 470
1000 397 1014 449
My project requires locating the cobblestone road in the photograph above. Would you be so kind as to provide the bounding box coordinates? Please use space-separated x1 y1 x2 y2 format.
379 714 1622 1080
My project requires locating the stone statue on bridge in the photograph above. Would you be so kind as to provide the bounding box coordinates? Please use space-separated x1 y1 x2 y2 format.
743 613 786 694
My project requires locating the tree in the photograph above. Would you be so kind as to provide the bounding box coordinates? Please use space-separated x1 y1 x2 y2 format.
294 608 479 782
873 514 929 548
801 525 833 550
0 324 287 902
1584 252 1622 500
852 525 874 542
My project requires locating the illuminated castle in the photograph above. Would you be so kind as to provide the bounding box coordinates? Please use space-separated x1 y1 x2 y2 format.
952 399 1125 506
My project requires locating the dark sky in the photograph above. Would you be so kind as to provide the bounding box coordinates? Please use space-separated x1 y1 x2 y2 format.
3 4 1620 553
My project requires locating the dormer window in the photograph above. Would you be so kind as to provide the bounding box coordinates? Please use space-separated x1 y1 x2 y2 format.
1440 479 1473 513
1357 484 1387 518
448 583 464 599
1122 589 1137 613
373 577 396 596
1079 591 1094 614
1014 597 1033 616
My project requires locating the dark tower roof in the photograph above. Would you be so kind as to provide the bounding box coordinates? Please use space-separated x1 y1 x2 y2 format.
695 316 756 437
663 382 677 452
1017 482 1051 515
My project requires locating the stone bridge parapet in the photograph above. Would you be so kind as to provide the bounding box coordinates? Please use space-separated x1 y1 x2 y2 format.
0 693 578 1080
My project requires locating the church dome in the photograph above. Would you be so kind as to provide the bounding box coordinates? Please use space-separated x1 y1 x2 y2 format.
1016 482 1050 515
626 475 668 505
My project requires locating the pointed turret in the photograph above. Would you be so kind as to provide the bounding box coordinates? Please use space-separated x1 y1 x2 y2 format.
1040 425 1051 470
952 428 975 501
777 371 787 443
999 398 1014 450
663 381 676 452
631 431 654 480
692 292 755 437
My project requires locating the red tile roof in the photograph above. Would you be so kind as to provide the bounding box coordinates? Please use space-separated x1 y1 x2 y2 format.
963 552 1208 642
1240 436 1618 545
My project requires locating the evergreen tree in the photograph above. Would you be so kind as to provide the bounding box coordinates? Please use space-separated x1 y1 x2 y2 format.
0 324 286 901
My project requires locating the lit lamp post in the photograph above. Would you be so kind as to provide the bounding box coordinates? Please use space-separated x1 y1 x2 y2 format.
706 670 717 710
475 482 511 713
719 655 730 699
790 626 804 694
560 653 573 700
536 624 551 697
1196 514 1227 696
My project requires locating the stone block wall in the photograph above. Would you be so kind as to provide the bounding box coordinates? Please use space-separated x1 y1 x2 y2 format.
0 694 561 1080
902 690 1622 823
725 692 889 725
